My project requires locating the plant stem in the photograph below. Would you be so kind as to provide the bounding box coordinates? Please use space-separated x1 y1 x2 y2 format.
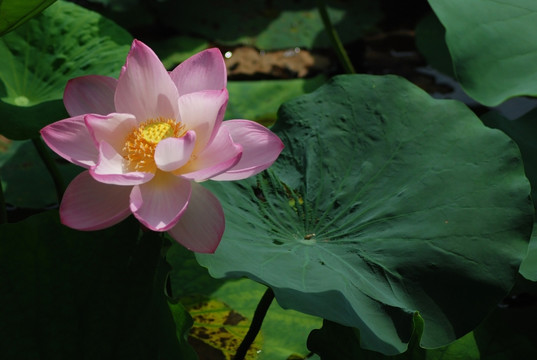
32 137 65 203
317 0 356 74
0 171 7 224
233 287 275 360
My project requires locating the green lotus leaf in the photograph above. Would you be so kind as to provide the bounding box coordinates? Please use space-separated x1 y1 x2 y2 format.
0 0 131 139
481 109 537 281
196 74 533 354
0 0 56 36
428 0 537 106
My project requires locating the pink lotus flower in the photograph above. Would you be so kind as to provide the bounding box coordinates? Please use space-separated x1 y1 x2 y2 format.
40 40 283 253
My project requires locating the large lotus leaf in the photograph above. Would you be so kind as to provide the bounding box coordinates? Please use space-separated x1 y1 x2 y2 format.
480 109 537 281
481 109 537 281
0 212 195 358
196 74 533 354
428 0 537 106
0 0 56 36
481 109 537 210
0 0 131 139
157 0 381 50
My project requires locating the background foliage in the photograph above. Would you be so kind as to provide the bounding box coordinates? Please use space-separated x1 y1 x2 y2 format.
1 1 536 359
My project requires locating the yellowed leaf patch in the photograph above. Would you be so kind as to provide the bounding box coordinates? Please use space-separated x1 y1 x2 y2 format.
183 296 262 360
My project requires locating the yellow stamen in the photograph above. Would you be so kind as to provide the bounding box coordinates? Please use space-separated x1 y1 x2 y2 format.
123 117 185 172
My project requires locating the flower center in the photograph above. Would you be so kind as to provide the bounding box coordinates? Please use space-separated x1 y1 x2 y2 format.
123 117 185 172
141 122 174 143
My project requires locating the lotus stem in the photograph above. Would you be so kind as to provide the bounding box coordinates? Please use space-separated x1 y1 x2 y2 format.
32 137 65 203
317 0 356 74
233 287 275 360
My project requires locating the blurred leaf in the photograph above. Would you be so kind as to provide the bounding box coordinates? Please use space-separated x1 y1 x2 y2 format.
0 139 80 208
0 1 131 104
226 75 326 127
307 320 367 360
157 0 381 50
473 306 537 359
167 243 321 360
472 277 537 359
0 1 131 139
428 0 537 106
429 277 537 360
150 35 209 70
83 0 154 32
85 0 137 11
481 109 537 281
0 0 55 36
197 74 533 354
520 229 537 281
425 333 479 360
0 212 195 358
414 11 454 78
168 300 199 360
0 98 67 140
